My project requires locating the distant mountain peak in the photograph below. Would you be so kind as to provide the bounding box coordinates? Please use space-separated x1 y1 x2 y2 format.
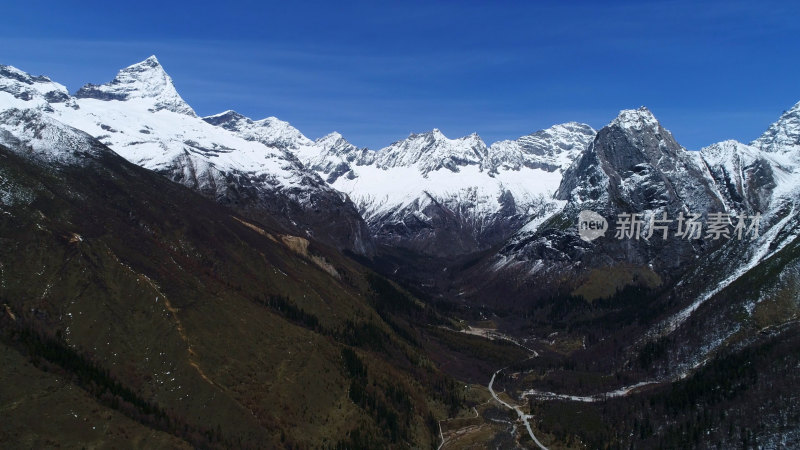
600 106 688 161
206 109 245 120
0 64 72 106
460 132 483 142
487 122 596 173
254 116 291 128
75 56 196 116
316 131 348 146
202 110 249 128
752 99 800 154
408 128 443 140
1 64 52 83
114 55 167 81
609 106 659 131
321 131 343 140
202 110 312 148
370 128 489 174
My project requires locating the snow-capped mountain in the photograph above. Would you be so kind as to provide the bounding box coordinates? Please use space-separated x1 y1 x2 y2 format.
75 56 196 116
489 122 597 172
699 140 780 215
206 110 596 256
486 108 724 291
751 100 800 155
371 129 489 174
2 55 795 272
0 65 73 106
343 126 595 256
303 131 375 184
482 105 800 302
3 56 599 259
0 57 373 255
556 107 723 212
446 104 800 389
2 56 798 450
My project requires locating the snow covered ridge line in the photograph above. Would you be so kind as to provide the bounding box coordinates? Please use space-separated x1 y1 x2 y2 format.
0 57 595 193
0 108 109 165
186 58 599 254
1 56 798 257
202 106 597 175
0 64 73 108
0 57 376 254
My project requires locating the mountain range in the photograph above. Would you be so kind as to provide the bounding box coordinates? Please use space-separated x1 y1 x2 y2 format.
1 56 798 448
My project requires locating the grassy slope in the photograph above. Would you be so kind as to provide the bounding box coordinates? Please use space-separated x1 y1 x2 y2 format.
0 145 458 449
0 341 190 449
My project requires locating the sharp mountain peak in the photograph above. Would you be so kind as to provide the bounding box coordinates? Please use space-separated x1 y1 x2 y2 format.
75 55 196 116
751 99 800 154
608 106 660 131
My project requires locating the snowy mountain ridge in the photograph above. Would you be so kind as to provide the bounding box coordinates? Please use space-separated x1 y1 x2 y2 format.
2 55 797 262
202 105 597 255
0 56 599 256
0 58 374 254
487 104 800 304
0 108 108 165
0 64 75 110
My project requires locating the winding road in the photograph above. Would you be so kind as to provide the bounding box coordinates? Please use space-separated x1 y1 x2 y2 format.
489 369 549 450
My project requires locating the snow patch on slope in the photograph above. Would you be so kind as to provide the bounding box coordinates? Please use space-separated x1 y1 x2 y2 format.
0 108 106 164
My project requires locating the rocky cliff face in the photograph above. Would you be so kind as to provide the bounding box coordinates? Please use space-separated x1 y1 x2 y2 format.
482 106 800 302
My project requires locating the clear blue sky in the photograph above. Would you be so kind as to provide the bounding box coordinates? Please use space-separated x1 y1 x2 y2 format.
1 0 798 149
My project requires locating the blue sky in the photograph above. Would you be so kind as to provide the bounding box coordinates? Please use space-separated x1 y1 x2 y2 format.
1 0 798 149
